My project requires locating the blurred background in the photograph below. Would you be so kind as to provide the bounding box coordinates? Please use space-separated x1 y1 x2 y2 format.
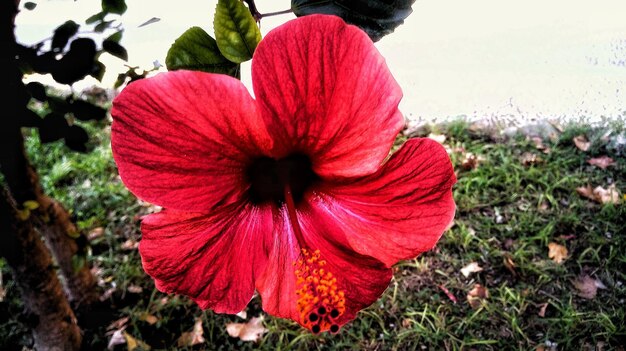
16 0 626 124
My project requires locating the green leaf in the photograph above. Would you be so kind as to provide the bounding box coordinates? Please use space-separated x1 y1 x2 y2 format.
86 12 105 24
90 61 106 82
71 253 86 271
213 0 261 63
138 17 161 27
114 73 128 88
69 99 108 121
64 125 89 153
51 20 80 52
17 208 31 221
103 40 128 61
23 200 40 211
102 0 127 15
39 113 69 143
94 20 114 33
166 26 240 78
26 82 47 101
105 30 123 43
51 38 97 85
291 0 415 41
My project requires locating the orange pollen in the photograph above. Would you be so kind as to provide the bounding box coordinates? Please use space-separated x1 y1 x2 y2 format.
294 248 346 334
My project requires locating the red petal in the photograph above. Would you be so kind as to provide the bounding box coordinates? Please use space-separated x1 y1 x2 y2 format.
256 204 392 332
321 138 457 267
139 203 273 314
252 15 404 179
111 71 272 212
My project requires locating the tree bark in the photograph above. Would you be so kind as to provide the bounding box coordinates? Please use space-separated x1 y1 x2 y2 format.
29 165 100 309
1 187 82 351
1 0 98 310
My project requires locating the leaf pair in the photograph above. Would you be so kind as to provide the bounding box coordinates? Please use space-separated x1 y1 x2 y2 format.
166 0 261 78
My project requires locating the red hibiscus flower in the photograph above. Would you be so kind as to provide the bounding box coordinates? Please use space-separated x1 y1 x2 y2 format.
111 14 456 334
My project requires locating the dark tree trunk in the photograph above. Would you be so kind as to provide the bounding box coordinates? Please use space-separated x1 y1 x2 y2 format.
29 165 100 309
2 0 97 349
0 188 82 351
1 0 98 310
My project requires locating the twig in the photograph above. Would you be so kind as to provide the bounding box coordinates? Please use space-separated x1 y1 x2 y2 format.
259 9 293 18
242 0 261 21
242 0 292 21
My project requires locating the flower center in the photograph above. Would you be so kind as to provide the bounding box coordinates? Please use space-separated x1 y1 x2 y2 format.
247 154 318 205
249 155 344 333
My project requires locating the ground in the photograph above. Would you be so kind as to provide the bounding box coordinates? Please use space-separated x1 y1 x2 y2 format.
1 117 625 350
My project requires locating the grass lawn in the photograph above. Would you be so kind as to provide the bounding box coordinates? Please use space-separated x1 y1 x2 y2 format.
1 118 625 350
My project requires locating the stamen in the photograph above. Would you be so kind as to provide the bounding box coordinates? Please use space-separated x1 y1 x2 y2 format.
284 183 346 334
311 325 321 334
294 248 346 333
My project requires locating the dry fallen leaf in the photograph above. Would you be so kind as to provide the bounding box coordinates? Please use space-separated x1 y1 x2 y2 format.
177 318 205 347
503 254 517 276
88 227 105 241
460 262 483 277
461 153 480 170
587 156 616 169
121 239 139 250
107 329 126 350
573 135 590 151
593 184 620 204
530 136 546 149
577 184 621 205
438 284 458 304
127 285 143 294
520 152 542 166
123 331 150 351
548 242 568 264
427 133 447 144
107 316 130 331
226 316 268 342
576 185 595 202
139 313 158 325
573 275 607 299
466 284 489 309
100 287 117 301
529 136 552 154
538 302 548 317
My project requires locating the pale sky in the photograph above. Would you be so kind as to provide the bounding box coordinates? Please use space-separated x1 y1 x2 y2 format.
15 0 626 123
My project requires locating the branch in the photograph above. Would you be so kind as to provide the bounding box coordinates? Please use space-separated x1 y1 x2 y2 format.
242 0 262 21
260 9 293 18
242 0 292 21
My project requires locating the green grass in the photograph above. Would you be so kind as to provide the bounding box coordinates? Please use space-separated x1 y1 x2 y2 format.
1 119 625 350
